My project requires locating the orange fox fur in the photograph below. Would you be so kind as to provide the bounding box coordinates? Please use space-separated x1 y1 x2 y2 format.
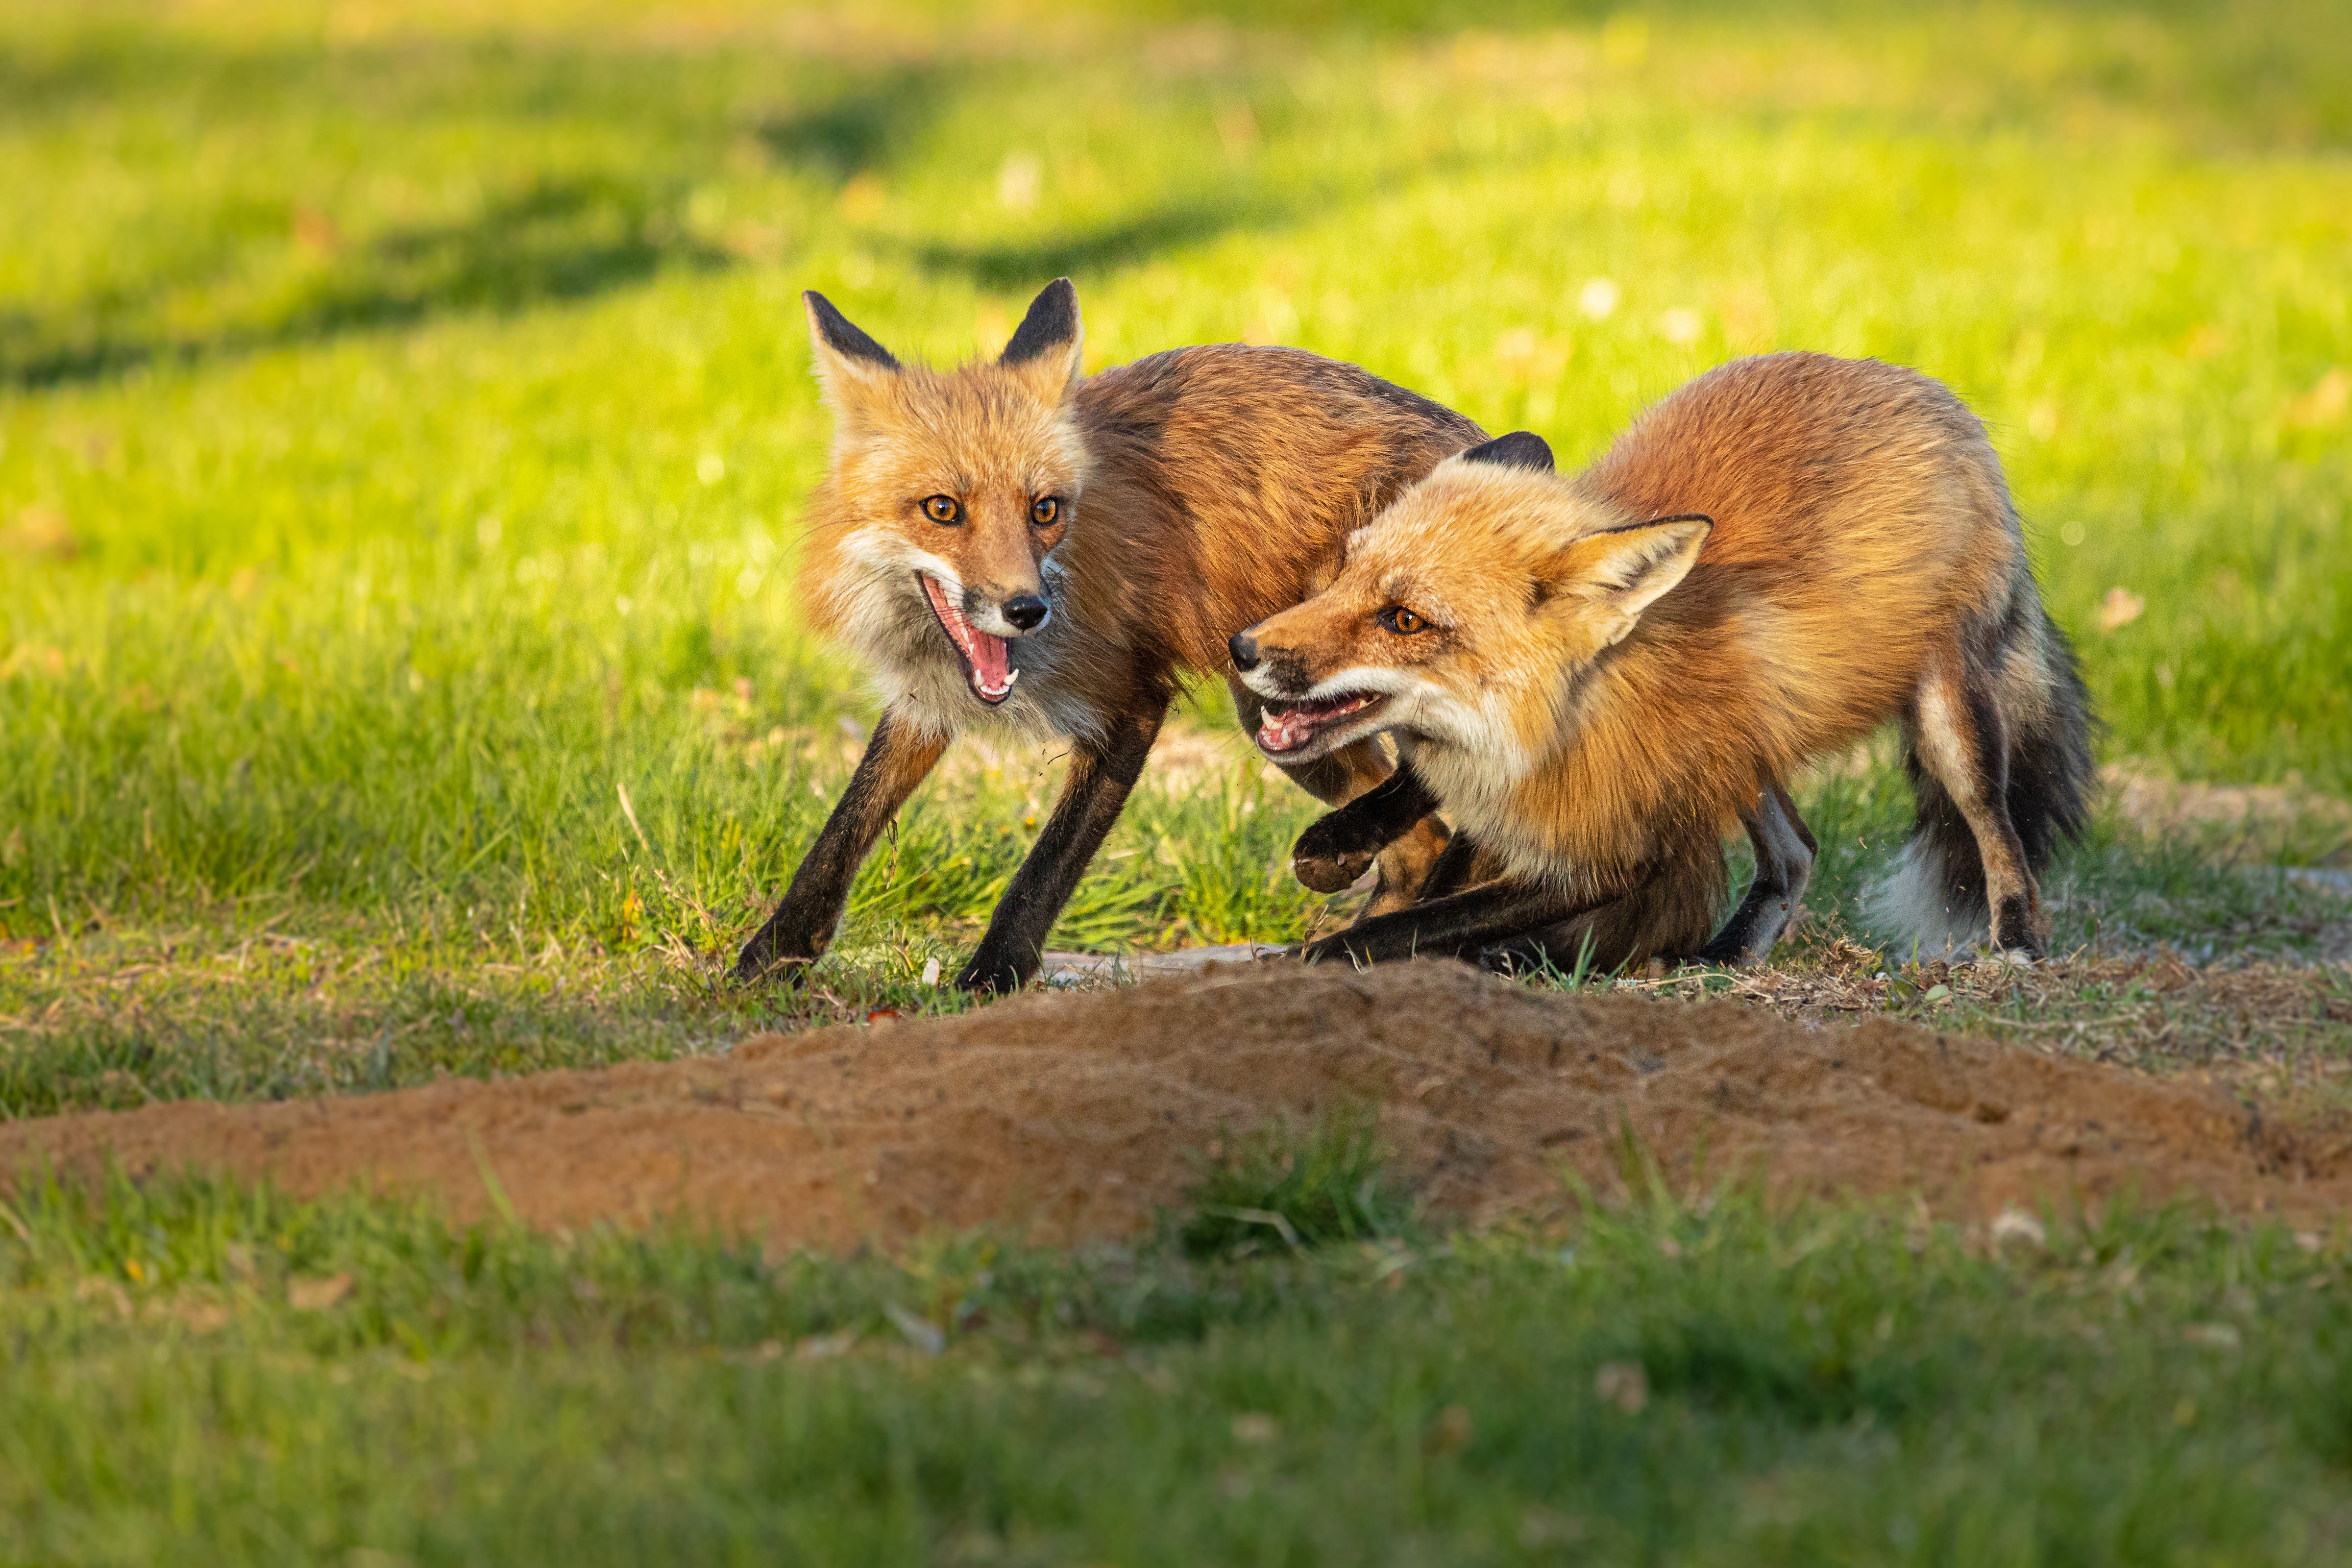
1235 352 2093 968
736 280 1484 991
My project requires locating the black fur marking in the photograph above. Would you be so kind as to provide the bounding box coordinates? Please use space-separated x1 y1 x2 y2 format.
1291 767 1440 892
1596 511 1715 538
1001 277 1080 366
1352 371 1489 439
1896 595 2093 953
1298 876 1605 967
1250 649 1316 701
1460 430 1554 472
1993 893 2035 952
1959 677 2012 800
1903 741 1989 920
735 709 931 982
2006 608 2097 872
805 291 898 369
957 706 1162 994
1698 785 1814 966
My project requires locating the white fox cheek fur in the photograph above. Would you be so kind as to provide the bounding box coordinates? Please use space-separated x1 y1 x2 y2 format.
821 520 1094 747
803 386 1103 748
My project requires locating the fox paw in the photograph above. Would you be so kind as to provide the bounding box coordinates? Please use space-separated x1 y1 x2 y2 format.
731 937 820 987
1292 846 1375 894
1291 817 1381 893
954 953 1030 996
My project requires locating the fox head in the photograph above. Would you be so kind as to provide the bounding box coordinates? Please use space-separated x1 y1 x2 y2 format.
1230 431 1711 771
801 278 1088 709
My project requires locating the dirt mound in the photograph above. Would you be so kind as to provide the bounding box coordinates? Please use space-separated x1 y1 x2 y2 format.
5 962 2346 1247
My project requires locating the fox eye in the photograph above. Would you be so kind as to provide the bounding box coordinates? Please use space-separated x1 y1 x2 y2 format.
1029 495 1061 527
922 495 962 525
1378 605 1430 636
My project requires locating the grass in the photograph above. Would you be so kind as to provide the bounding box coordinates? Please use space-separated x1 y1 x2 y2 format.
0 0 2346 1101
7 1160 2352 1563
2 3 2351 1551
4 0 2350 969
1178 1102 1409 1256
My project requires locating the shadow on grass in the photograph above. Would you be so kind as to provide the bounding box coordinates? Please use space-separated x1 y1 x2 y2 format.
912 199 1287 291
753 67 954 181
1 174 731 390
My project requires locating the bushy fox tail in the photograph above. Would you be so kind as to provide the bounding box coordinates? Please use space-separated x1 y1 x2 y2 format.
1872 603 2095 954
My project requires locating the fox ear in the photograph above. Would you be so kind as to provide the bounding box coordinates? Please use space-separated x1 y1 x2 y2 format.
1543 514 1712 644
1460 431 1554 472
804 290 899 415
999 277 1083 402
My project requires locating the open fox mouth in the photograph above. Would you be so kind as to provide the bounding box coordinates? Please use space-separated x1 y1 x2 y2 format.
1256 692 1383 754
918 573 1021 706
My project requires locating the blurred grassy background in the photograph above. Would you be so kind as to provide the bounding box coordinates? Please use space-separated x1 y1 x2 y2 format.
0 0 2348 1077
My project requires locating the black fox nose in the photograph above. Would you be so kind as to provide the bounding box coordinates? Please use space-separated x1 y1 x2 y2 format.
1228 632 1260 672
1003 593 1049 632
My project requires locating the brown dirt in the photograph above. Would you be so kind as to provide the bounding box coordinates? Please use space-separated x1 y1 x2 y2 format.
5 961 2350 1247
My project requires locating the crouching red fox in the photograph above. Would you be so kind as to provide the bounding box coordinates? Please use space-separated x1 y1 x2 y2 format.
1230 352 2094 972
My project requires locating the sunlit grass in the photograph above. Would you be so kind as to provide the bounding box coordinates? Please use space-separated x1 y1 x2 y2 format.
1 0 2347 1041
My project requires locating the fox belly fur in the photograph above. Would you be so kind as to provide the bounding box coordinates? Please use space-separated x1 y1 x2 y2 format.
735 279 1484 992
1234 352 2094 969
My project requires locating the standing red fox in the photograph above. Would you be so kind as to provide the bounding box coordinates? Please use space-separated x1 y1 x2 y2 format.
1230 352 2094 971
734 279 1483 992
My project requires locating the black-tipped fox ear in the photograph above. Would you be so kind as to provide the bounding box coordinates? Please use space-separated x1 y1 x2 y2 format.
1459 431 1554 472
1000 278 1083 400
805 291 897 369
804 291 899 416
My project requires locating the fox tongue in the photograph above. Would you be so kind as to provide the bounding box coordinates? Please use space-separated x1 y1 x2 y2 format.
921 575 1014 702
1258 694 1374 753
1258 710 1315 753
965 625 1011 696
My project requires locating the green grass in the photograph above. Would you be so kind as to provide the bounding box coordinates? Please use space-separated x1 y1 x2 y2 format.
2 8 2351 1548
7 1161 2352 1564
4 0 2349 958
1 0 2348 1108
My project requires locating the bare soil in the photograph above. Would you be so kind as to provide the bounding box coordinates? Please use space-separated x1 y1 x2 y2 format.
5 961 2348 1248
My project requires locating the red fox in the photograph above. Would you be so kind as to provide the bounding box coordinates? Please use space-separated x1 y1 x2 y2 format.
1229 352 2094 971
733 279 1484 992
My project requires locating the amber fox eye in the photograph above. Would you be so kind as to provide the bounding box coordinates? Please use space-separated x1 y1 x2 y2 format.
922 495 962 524
1377 605 1429 635
1029 495 1062 527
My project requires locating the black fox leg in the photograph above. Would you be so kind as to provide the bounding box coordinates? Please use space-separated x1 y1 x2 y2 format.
1910 656 2046 959
1226 675 1450 915
1288 765 1441 892
1697 782 1818 967
734 706 950 984
1476 836 1729 979
1293 877 1607 969
956 705 1165 995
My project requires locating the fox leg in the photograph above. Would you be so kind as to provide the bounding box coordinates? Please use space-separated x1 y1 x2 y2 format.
1697 782 1817 967
733 705 950 984
1225 674 1449 913
1413 827 1488 902
1909 655 2048 959
956 704 1165 995
1288 765 1440 892
1292 876 1609 969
